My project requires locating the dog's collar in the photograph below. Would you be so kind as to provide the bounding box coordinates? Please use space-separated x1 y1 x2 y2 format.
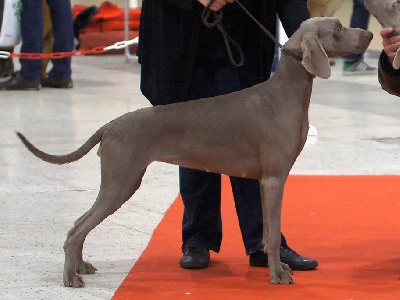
281 47 303 62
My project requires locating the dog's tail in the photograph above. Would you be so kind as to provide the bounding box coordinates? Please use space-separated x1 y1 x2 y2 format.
16 124 108 165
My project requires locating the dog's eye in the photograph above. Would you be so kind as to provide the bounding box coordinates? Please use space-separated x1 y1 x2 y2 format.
336 26 342 33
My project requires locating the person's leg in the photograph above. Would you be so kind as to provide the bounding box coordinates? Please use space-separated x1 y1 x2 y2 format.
229 177 264 253
344 0 370 64
212 53 266 254
179 56 224 269
350 0 370 31
180 168 222 248
43 0 74 87
20 0 43 81
343 0 376 75
0 1 42 90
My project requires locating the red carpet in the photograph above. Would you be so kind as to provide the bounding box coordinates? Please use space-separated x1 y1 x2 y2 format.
113 175 400 299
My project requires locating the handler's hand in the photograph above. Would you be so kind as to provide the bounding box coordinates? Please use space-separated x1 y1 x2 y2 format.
197 0 234 11
380 27 400 63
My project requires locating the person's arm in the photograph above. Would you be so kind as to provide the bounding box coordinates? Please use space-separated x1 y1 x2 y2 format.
277 0 309 37
378 27 400 97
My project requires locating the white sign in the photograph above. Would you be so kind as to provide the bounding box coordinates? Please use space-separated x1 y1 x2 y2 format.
0 0 21 47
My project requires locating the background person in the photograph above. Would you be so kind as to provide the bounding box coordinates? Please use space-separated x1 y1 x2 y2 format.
342 0 376 76
0 0 74 90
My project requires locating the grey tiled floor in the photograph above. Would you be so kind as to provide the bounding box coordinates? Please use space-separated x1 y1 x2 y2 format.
0 53 399 299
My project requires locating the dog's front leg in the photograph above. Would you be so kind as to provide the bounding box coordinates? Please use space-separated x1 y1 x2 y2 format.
259 176 294 284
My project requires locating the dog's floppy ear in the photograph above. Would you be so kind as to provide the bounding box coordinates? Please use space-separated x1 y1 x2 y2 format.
300 33 331 79
393 48 400 70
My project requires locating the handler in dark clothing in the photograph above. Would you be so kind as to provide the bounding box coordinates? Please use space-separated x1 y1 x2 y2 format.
137 0 318 270
378 27 400 96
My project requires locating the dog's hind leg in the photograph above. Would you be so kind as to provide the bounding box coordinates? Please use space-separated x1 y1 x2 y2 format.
259 175 294 284
63 161 147 288
70 212 98 274
69 211 97 276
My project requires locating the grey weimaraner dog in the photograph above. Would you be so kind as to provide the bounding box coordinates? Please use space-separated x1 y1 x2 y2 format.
364 0 400 68
16 17 372 287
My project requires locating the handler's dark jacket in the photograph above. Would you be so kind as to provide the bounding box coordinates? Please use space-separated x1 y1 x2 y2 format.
137 0 309 105
378 51 400 97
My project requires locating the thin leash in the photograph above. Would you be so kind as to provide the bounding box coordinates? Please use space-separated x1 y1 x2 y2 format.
202 0 302 66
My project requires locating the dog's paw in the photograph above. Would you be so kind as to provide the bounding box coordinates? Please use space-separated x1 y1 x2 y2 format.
270 263 294 284
76 261 97 275
63 273 85 288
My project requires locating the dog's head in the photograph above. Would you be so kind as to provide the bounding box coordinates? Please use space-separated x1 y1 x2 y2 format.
364 0 400 69
284 17 373 79
364 0 400 32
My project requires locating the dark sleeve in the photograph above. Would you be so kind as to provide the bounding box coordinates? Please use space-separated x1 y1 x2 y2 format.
277 0 309 37
378 50 400 97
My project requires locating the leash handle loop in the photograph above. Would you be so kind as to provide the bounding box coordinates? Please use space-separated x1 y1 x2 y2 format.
201 8 223 28
201 4 244 67
216 23 244 67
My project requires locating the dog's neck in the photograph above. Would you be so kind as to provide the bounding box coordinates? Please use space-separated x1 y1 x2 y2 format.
267 50 314 107
275 50 314 82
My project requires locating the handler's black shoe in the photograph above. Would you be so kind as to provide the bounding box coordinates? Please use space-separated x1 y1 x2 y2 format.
249 245 318 271
0 72 39 90
180 247 210 269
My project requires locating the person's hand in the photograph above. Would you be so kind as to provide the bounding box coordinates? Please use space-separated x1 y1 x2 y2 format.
197 0 234 11
380 27 400 64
